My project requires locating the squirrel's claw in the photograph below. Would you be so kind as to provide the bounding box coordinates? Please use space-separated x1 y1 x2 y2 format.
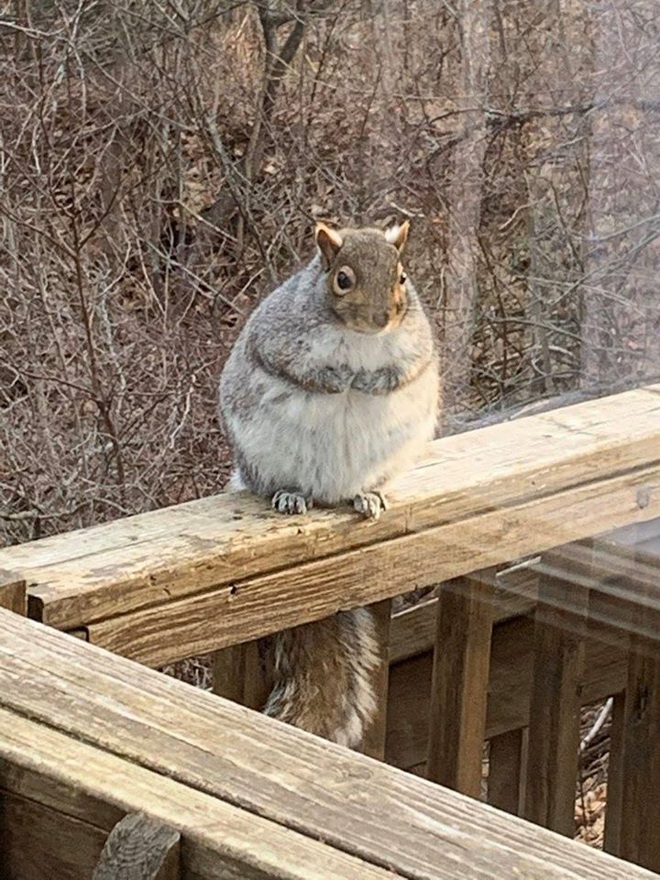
353 491 388 520
272 490 310 515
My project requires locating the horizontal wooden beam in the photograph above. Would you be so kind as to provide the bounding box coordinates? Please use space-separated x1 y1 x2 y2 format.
0 707 392 880
84 461 660 665
0 385 656 643
393 529 660 666
0 611 652 880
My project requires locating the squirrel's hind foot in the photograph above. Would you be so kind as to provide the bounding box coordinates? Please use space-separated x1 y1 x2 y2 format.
272 490 311 515
353 491 388 520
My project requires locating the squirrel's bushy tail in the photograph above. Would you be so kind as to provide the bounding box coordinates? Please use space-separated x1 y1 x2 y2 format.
262 608 380 748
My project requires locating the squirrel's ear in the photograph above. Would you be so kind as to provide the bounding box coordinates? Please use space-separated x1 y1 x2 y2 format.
315 223 343 269
385 220 410 253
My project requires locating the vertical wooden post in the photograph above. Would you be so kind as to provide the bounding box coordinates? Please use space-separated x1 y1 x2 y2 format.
488 728 525 815
93 813 180 879
426 577 494 798
212 644 247 704
0 570 26 615
603 690 626 856
362 599 393 761
524 553 588 836
617 597 660 873
212 641 269 711
587 538 635 858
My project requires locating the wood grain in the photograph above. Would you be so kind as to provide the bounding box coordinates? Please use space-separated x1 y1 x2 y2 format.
0 788 108 880
427 577 494 796
212 641 269 709
618 592 660 873
212 644 247 703
0 611 653 880
82 464 660 667
0 385 656 633
603 691 626 857
385 616 627 772
92 813 180 880
0 569 25 615
524 556 589 836
361 599 392 761
488 728 525 815
0 707 396 880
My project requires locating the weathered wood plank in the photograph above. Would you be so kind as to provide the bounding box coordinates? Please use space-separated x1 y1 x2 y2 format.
0 569 26 615
603 691 626 857
524 557 589 836
385 616 627 771
388 566 538 664
84 464 660 667
488 728 525 815
427 577 494 797
212 644 247 703
92 813 180 880
618 594 660 873
0 708 396 880
1 385 657 632
361 599 393 761
0 788 108 880
0 612 652 880
212 640 270 710
212 641 268 710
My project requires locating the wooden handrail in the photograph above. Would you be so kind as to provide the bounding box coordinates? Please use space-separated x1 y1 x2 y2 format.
0 610 654 880
1 384 659 666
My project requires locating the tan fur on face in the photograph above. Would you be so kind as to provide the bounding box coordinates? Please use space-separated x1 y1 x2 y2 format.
315 224 410 334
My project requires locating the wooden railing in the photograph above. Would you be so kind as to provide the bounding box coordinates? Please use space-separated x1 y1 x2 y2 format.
384 536 660 867
0 608 656 880
2 383 658 661
1 383 660 878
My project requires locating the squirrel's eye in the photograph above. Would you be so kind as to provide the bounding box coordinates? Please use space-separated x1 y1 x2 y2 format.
334 267 355 294
399 272 407 285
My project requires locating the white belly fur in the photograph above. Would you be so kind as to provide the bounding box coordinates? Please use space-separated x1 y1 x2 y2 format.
234 366 438 503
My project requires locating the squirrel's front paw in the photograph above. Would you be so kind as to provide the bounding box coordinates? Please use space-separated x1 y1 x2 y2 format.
314 364 353 393
352 366 402 395
272 490 311 515
353 491 388 520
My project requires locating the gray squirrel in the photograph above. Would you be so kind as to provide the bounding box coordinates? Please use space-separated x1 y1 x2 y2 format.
219 220 439 747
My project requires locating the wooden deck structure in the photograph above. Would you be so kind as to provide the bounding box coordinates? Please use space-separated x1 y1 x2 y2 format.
1 610 657 880
1 384 660 878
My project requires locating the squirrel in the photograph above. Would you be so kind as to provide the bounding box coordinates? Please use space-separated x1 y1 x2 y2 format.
219 220 439 748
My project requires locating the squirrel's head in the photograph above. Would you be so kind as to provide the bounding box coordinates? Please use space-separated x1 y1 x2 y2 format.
315 221 410 334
